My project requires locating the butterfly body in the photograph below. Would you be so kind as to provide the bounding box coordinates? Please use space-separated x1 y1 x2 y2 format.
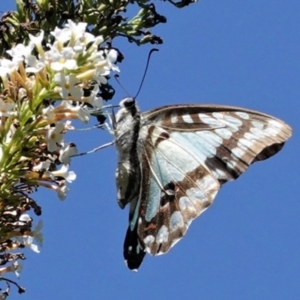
114 98 292 270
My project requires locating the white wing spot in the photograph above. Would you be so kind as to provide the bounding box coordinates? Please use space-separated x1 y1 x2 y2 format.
235 112 250 119
212 112 224 119
156 225 169 244
182 114 194 123
212 168 227 179
252 120 264 129
196 176 219 196
231 147 246 159
269 119 283 128
171 114 178 124
169 211 184 233
250 127 268 138
244 132 260 141
186 187 207 205
144 235 155 251
266 120 282 136
215 128 233 139
213 113 242 132
199 114 221 127
179 197 197 214
136 245 141 254
224 115 243 127
237 138 255 151
227 160 237 170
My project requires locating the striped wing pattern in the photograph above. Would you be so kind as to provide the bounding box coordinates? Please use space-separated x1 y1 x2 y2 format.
123 104 292 270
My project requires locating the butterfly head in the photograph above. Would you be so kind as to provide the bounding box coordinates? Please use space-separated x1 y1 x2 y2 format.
119 97 136 109
116 97 140 122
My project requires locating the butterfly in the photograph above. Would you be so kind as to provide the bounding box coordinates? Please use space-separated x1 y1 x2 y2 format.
113 97 292 270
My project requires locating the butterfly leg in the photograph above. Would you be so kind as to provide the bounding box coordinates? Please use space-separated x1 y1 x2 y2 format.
72 141 115 157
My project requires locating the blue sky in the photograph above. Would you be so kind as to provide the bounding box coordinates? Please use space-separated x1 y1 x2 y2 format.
2 1 300 299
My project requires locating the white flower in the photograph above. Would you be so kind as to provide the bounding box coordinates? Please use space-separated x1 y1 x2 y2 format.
0 99 16 117
80 32 95 45
50 27 71 45
18 87 27 101
65 20 88 41
37 182 70 200
6 43 34 63
12 261 23 278
26 236 40 253
45 122 65 152
33 220 43 246
25 55 46 73
7 41 45 73
29 30 44 46
56 184 70 200
0 261 23 278
105 49 120 72
54 73 83 101
89 95 103 109
42 105 55 122
51 164 77 183
16 236 40 253
19 214 32 223
94 65 109 85
81 84 103 109
59 143 78 164
46 44 77 71
0 61 14 88
59 101 90 123
64 120 75 130
0 58 19 75
92 35 105 47
29 30 45 56
32 161 51 172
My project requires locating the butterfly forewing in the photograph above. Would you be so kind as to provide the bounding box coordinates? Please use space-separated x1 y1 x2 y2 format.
143 105 291 182
118 102 292 270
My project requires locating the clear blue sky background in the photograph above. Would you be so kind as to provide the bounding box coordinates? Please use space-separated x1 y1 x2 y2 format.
2 1 300 299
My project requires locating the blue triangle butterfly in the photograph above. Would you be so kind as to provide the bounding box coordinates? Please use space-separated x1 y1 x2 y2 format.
113 97 292 270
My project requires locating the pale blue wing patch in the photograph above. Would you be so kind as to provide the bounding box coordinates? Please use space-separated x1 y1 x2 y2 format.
138 127 221 255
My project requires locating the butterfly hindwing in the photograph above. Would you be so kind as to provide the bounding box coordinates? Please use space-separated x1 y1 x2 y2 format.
139 136 220 255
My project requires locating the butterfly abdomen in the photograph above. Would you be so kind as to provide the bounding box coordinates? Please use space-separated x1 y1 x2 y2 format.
114 99 143 209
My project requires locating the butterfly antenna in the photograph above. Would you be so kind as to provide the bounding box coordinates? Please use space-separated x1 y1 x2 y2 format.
114 74 130 96
134 48 159 99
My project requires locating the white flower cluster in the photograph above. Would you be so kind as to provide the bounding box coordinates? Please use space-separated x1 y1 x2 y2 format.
0 20 118 201
0 20 119 285
3 19 118 115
